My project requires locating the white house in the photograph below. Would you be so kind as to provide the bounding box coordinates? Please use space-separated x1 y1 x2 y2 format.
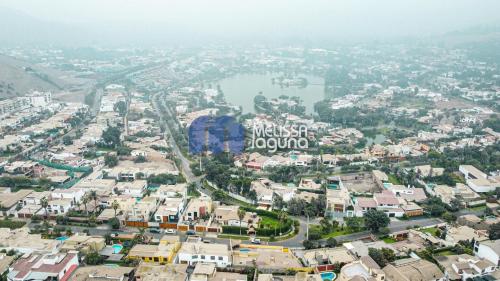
176 242 231 268
474 240 500 267
114 180 147 197
51 188 85 204
459 165 499 193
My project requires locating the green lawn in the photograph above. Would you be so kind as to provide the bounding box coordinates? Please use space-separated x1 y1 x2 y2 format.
322 229 353 239
421 227 439 236
435 250 455 256
388 174 401 185
260 216 280 229
310 225 355 239
0 219 26 229
382 237 397 243
466 205 487 212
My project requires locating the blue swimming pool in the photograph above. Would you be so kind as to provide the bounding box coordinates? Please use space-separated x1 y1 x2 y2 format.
320 272 336 281
112 244 123 254
55 236 68 241
239 248 250 253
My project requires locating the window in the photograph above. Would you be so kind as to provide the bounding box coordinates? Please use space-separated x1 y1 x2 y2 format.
201 255 205 259
192 255 198 259
218 257 223 261
211 256 215 260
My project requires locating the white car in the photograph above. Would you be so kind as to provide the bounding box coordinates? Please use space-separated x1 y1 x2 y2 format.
165 229 176 234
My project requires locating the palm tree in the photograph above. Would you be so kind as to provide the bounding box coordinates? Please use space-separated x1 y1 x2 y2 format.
112 200 120 218
90 190 98 213
237 208 246 236
81 195 89 215
278 211 288 236
40 197 49 220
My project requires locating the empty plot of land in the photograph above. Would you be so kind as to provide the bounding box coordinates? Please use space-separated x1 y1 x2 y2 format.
340 172 381 193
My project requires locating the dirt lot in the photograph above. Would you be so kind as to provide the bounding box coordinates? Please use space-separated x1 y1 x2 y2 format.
340 172 381 193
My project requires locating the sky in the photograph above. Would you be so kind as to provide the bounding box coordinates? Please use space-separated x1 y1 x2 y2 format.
1 0 500 46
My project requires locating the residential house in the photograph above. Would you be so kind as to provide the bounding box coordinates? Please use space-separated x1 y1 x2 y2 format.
60 234 106 254
474 240 500 266
154 198 185 223
337 256 385 281
176 242 231 268
446 226 488 245
382 258 445 281
459 165 499 193
214 205 260 228
128 243 178 264
7 252 79 281
0 190 32 217
190 263 247 281
435 254 496 281
68 266 135 281
43 198 73 216
114 180 147 197
183 196 212 221
134 262 187 281
126 196 158 222
0 228 59 254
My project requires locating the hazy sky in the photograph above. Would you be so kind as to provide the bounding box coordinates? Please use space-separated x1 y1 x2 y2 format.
1 0 500 46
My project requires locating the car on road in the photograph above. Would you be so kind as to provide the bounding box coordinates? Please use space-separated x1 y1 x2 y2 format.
251 238 261 244
165 229 176 234
149 228 161 234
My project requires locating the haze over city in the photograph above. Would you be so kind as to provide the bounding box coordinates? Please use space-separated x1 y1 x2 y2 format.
0 1 499 281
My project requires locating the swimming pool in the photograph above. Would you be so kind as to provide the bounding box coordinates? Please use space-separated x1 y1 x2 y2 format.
239 248 251 253
112 244 123 254
320 272 336 281
55 236 68 241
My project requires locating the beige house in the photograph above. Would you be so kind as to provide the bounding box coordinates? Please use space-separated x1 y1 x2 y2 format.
383 258 445 281
61 234 105 254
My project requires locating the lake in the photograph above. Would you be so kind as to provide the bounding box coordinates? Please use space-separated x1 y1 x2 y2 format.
218 73 325 115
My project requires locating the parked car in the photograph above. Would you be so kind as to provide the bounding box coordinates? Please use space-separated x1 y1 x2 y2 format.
149 228 161 234
186 230 196 235
165 229 176 234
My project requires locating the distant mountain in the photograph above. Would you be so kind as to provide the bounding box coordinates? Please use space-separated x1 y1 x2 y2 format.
0 7 89 47
0 54 63 100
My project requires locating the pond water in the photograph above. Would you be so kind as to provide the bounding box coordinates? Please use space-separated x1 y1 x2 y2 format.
218 73 325 115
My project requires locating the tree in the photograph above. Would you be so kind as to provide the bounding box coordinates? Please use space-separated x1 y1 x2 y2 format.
278 211 288 235
303 239 315 249
364 210 390 233
238 208 246 236
345 217 361 232
114 101 127 117
40 197 49 219
273 195 285 210
84 250 104 265
62 135 73 145
101 126 121 148
112 200 120 218
134 155 147 163
82 195 89 215
326 237 337 248
90 190 99 212
449 198 462 212
489 222 500 240
368 247 395 267
108 217 120 230
320 218 333 234
104 154 118 167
